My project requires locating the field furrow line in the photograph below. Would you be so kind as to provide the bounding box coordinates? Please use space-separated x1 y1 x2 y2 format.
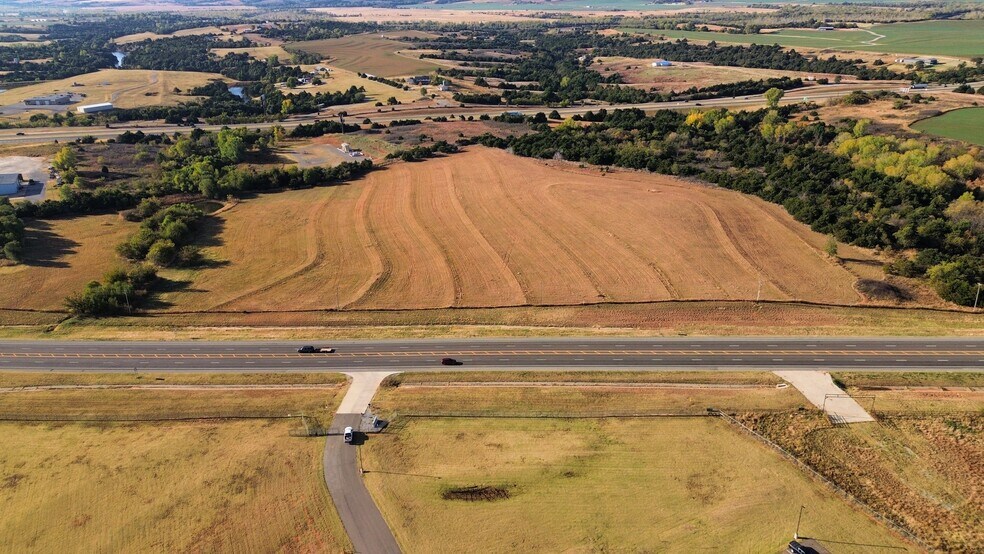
442 163 527 305
699 201 793 300
205 191 336 310
542 179 677 300
485 158 606 302
342 180 389 308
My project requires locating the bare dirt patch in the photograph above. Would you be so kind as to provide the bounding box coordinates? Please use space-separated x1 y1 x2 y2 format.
441 485 511 501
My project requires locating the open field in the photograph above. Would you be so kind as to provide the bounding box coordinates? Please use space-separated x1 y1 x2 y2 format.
158 147 888 313
0 213 134 312
292 33 443 77
386 370 783 386
593 57 840 90
113 25 231 45
0 371 348 388
0 69 229 118
833 372 984 389
911 108 984 146
746 411 983 550
0 420 350 553
623 20 984 58
362 417 908 552
0 386 346 420
211 44 292 61
277 65 424 107
370 380 807 417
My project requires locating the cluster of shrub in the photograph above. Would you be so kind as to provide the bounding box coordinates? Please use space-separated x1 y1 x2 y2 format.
475 106 983 306
385 141 459 162
65 265 157 317
117 201 206 267
288 120 362 138
0 198 25 263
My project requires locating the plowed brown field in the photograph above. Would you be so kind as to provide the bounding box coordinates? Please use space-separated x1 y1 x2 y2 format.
161 148 870 312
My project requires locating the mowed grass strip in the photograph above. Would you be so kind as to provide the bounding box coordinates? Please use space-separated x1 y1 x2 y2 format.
385 370 783 386
362 417 909 552
911 108 984 146
0 371 348 388
292 33 442 77
832 371 984 414
371 383 808 417
0 420 352 553
0 387 346 420
623 20 984 57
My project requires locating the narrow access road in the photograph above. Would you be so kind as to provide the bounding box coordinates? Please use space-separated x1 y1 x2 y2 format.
774 370 875 424
324 372 401 554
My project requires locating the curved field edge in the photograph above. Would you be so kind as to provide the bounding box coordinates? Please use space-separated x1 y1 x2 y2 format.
153 148 913 312
910 107 984 147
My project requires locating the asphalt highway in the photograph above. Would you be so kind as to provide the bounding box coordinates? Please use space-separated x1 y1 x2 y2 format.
0 338 981 372
2 81 975 146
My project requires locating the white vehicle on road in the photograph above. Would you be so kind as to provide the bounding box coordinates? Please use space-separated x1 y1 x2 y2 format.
343 427 354 443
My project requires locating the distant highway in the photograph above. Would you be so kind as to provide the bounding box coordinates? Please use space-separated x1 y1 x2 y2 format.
0 338 981 372
1 81 972 146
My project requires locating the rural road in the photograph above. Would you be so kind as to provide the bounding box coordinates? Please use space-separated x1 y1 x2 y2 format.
0 337 981 371
1 81 975 146
324 373 401 554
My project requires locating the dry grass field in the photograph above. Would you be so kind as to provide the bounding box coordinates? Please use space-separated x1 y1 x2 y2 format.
362 417 909 552
0 378 350 552
211 44 293 61
0 420 351 553
0 69 228 118
370 379 807 417
113 25 232 45
372 372 809 417
160 147 882 313
593 57 840 90
745 411 983 550
293 33 443 77
0 213 134 312
279 65 425 106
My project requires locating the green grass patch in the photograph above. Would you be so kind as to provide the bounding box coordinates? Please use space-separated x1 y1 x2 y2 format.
624 20 984 58
911 108 984 146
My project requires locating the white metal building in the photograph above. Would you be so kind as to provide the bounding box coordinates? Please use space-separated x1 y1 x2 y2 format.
0 173 21 195
76 102 114 114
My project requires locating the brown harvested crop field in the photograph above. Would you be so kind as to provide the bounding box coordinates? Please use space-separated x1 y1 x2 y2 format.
292 33 443 77
0 214 134 312
161 147 878 313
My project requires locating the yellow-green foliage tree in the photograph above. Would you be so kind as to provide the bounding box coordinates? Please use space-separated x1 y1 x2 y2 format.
833 134 961 189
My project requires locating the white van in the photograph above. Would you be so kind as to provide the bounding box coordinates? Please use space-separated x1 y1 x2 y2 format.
343 427 354 443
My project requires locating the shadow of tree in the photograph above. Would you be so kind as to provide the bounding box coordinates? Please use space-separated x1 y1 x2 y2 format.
22 219 79 268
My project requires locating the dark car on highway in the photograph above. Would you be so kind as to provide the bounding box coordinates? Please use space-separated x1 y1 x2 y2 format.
298 346 336 353
441 357 462 366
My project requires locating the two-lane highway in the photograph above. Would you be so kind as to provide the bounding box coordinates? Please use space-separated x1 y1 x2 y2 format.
0 338 981 372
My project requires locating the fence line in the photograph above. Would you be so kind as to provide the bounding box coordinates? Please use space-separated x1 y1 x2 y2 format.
714 410 930 551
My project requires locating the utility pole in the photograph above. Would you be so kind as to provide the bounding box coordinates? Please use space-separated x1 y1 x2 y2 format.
974 283 982 311
756 278 762 302
795 505 806 539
